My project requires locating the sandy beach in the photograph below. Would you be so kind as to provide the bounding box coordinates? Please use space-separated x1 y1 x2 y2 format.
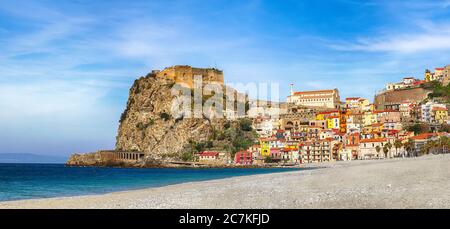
1 154 449 209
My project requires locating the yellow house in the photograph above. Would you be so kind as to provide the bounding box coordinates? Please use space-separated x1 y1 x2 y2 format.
425 70 432 82
285 141 299 150
432 107 448 124
260 139 270 157
359 98 370 107
327 116 340 129
363 112 377 126
316 113 326 121
316 110 340 121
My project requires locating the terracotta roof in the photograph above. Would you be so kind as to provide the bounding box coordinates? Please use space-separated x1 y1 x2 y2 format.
410 133 437 140
322 110 339 114
293 89 336 95
432 107 448 111
346 144 360 147
236 151 251 155
360 138 388 143
199 152 219 157
413 80 426 85
436 68 445 70
373 109 399 114
346 97 360 100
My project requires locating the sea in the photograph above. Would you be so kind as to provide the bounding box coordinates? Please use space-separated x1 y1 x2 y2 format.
0 163 300 202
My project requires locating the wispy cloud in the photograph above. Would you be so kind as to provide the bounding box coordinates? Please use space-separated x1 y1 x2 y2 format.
330 32 450 53
1 0 450 155
328 17 450 53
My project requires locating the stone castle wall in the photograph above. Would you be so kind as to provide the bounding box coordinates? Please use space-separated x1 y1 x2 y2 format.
154 65 224 88
374 87 432 110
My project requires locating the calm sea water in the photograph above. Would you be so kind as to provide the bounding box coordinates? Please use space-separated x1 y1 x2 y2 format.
0 163 300 202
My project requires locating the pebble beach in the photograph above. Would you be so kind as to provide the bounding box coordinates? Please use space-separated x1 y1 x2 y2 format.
1 154 449 209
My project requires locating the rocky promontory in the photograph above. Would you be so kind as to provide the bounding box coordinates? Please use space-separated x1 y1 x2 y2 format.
67 69 257 167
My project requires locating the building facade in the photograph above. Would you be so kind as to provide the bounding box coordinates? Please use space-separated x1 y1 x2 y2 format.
287 88 341 109
358 138 388 160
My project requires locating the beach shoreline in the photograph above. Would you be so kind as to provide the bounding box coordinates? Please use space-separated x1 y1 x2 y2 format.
1 154 449 209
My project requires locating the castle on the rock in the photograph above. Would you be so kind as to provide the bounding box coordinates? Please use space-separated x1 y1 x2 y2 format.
152 65 224 88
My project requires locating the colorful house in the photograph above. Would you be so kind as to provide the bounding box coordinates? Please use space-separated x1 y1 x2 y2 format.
432 107 448 124
281 147 300 164
358 138 388 160
327 116 340 129
270 149 282 162
316 110 339 121
363 112 377 127
199 152 220 162
260 138 271 157
234 151 253 165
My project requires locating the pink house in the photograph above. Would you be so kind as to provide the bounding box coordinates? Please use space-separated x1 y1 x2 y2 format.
270 149 282 162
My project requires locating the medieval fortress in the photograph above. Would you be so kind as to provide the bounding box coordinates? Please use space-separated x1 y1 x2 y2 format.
152 65 224 88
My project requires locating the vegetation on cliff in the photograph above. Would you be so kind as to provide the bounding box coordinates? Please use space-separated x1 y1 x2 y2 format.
405 122 450 134
114 71 257 165
179 118 258 161
422 81 450 103
405 123 431 135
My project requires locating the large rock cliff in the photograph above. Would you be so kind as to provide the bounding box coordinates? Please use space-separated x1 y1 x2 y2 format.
115 73 228 161
67 70 257 167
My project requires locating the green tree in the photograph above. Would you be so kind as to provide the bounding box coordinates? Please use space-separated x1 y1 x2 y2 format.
394 139 403 158
264 156 273 164
404 139 416 157
385 142 393 158
422 81 450 103
239 118 253 131
421 140 435 155
438 136 450 154
223 121 231 129
439 124 450 132
383 145 389 159
159 112 171 121
375 145 381 159
406 123 431 135
181 151 194 162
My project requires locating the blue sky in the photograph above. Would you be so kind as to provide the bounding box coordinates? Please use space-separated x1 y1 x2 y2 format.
1 0 450 156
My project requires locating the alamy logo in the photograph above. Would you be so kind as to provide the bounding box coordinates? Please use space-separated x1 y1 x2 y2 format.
171 75 281 120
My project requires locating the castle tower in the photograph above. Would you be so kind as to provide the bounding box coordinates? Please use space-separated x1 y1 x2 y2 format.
290 83 294 96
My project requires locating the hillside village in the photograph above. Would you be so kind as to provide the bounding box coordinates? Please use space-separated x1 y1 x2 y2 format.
196 65 450 166
67 65 450 168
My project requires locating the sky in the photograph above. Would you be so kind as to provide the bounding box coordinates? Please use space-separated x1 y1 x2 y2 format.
1 0 450 156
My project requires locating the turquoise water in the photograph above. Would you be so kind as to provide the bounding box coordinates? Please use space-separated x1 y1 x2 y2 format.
0 163 301 202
